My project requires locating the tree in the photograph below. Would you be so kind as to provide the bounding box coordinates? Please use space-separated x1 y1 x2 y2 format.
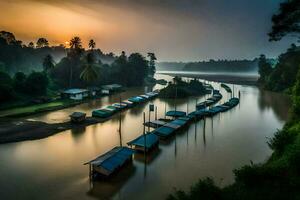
13 72 26 93
269 0 300 41
25 72 49 95
43 54 55 72
258 54 272 84
147 52 157 76
80 52 98 83
28 42 34 48
36 38 49 48
0 71 14 102
68 36 84 88
89 39 96 50
0 31 16 44
69 36 82 49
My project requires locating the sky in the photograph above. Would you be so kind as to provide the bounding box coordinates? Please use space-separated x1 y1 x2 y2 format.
0 0 295 61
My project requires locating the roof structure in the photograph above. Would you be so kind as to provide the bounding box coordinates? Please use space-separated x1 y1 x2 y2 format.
127 133 159 150
85 147 135 176
63 88 88 94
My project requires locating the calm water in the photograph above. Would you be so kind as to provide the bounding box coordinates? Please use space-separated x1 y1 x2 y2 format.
0 74 291 200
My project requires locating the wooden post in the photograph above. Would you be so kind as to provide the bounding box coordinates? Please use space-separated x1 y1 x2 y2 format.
164 102 167 119
174 86 177 113
155 106 157 120
186 101 189 114
143 112 146 154
148 110 151 132
119 95 122 147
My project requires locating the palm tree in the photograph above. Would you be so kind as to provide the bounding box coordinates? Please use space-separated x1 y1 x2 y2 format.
68 36 83 88
69 36 82 49
80 52 98 83
43 54 55 72
89 39 96 50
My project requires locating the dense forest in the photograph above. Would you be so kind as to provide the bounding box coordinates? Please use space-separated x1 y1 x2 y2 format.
183 59 259 73
0 31 156 103
0 31 116 74
258 44 300 92
168 0 300 199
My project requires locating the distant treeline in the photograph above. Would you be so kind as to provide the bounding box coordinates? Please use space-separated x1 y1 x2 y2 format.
0 30 157 104
0 31 115 74
183 59 259 72
156 62 186 71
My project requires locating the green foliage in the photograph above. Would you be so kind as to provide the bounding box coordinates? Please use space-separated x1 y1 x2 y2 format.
147 52 156 76
160 78 207 98
258 54 272 84
43 54 55 72
268 128 297 154
25 72 49 95
259 44 300 92
268 0 300 41
167 178 222 200
0 71 14 102
13 72 26 93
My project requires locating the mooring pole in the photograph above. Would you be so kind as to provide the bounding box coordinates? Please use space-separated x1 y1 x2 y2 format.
187 101 189 114
164 102 167 119
175 86 177 113
148 110 151 132
119 95 122 147
143 112 146 154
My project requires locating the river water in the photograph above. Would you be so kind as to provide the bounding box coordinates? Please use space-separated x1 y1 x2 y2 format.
0 73 291 200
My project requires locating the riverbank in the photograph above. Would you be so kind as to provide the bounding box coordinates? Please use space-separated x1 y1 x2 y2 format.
0 117 108 144
158 71 258 85
0 99 83 118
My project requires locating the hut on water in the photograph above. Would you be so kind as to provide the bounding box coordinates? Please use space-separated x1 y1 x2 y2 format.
127 132 159 153
165 111 186 118
84 147 135 178
69 112 86 123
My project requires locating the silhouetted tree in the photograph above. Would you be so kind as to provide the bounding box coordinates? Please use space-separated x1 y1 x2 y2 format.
258 54 272 84
89 39 96 50
80 52 98 83
0 31 16 44
36 38 49 48
25 72 49 95
269 0 300 41
147 52 156 76
0 71 14 102
28 42 34 48
43 54 55 72
13 72 26 93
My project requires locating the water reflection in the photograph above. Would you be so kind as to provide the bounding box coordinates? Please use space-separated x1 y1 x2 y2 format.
258 89 291 121
87 163 136 200
0 74 292 200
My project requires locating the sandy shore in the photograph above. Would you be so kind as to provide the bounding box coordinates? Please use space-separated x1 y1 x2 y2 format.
0 117 108 144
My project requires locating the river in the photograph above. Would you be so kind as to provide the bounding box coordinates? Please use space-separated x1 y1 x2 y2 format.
0 72 291 200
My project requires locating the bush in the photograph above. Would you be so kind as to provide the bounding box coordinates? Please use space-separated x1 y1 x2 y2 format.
0 71 14 102
167 178 222 200
268 129 296 154
25 72 49 95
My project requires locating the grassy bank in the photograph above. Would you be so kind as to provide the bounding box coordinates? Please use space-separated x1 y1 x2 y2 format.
0 99 82 118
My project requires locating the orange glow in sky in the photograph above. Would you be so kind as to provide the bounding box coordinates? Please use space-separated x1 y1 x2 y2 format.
0 0 294 61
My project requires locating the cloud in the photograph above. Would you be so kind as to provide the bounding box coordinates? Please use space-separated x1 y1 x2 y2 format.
0 0 293 61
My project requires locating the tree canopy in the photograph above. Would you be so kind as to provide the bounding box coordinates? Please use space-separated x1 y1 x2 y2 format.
269 0 300 41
